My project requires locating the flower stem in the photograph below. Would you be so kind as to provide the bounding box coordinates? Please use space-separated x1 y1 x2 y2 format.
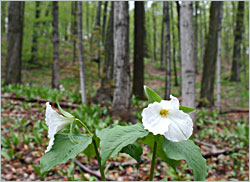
149 136 157 181
75 118 92 136
93 138 106 181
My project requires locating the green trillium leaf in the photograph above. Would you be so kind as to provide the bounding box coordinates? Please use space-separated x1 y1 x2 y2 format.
40 133 92 173
121 142 143 168
179 105 196 113
96 123 149 167
140 133 180 169
162 139 207 181
144 85 162 103
56 98 74 119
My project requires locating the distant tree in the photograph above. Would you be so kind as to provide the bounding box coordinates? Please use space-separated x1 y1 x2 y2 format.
1 1 7 34
112 2 130 115
52 1 60 89
95 2 102 28
199 2 224 107
102 1 108 42
71 1 77 63
176 1 182 95
163 1 171 100
194 1 199 74
30 1 40 64
216 4 224 111
95 2 114 103
152 3 157 62
5 2 25 85
230 1 245 82
180 1 196 127
170 2 178 86
160 4 165 70
132 2 145 99
77 1 86 103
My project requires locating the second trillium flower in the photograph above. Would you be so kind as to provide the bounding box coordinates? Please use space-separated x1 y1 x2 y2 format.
45 102 74 153
142 95 193 142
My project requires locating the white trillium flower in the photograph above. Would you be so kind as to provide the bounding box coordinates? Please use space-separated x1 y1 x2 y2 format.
142 95 193 142
45 102 74 153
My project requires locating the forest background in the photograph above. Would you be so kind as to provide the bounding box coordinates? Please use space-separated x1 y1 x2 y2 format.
1 1 249 181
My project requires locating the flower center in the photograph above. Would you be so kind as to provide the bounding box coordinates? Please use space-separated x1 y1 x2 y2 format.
160 109 169 117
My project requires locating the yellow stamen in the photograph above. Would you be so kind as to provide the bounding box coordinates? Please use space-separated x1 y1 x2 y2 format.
160 109 169 117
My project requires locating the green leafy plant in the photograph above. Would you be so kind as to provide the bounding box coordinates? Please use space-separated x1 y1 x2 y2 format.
40 86 207 181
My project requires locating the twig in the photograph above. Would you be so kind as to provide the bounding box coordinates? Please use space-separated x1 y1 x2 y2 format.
1 94 79 108
194 139 216 149
202 148 241 159
3 121 32 134
220 109 249 114
74 159 114 181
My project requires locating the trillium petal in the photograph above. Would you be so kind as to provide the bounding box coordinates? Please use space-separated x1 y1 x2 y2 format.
164 110 193 142
142 102 171 135
170 95 179 109
45 102 72 153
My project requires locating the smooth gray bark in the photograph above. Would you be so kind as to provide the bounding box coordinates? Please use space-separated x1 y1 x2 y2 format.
180 1 196 125
78 2 86 103
112 2 130 112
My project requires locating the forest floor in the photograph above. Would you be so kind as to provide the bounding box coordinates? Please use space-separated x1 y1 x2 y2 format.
1 60 249 181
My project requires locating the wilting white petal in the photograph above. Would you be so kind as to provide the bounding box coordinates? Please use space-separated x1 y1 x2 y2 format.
142 96 193 142
45 102 73 153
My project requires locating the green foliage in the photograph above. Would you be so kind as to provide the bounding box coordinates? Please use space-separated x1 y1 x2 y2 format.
144 85 195 113
96 123 149 167
72 104 112 132
144 85 162 103
40 133 92 173
120 142 143 168
162 139 207 181
140 133 180 169
179 105 196 113
2 84 81 103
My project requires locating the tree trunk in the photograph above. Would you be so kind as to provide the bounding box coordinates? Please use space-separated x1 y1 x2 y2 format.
160 4 165 70
132 2 145 99
112 1 130 113
102 1 108 42
95 2 114 103
5 2 24 85
170 2 178 86
78 2 86 103
180 1 196 129
94 1 102 77
152 3 157 62
52 2 60 89
164 2 171 100
199 3 204 67
230 1 245 82
199 2 224 107
95 2 102 27
86 2 89 38
1 1 7 34
176 1 182 96
194 1 199 74
30 1 40 64
216 5 223 111
71 1 77 63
